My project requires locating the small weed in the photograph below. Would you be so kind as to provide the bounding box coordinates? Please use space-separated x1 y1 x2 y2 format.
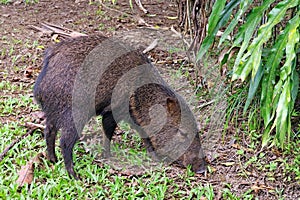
96 9 105 16
222 188 239 200
0 0 11 4
98 23 105 31
0 94 38 116
24 0 39 4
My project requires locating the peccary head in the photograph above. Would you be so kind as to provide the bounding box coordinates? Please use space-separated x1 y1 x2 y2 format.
176 132 207 173
129 83 207 173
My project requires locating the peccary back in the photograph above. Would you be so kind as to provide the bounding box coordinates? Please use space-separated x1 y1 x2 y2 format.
33 35 206 179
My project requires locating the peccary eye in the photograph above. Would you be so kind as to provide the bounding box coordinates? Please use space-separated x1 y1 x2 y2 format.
178 129 188 138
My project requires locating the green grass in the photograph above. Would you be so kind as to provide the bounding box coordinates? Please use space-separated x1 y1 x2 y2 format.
0 121 215 199
0 0 39 4
0 0 10 4
0 89 215 198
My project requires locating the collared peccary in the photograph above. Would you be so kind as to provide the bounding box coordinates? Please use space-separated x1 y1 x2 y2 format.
33 35 206 179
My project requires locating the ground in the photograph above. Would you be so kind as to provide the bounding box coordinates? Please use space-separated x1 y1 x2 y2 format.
0 0 299 199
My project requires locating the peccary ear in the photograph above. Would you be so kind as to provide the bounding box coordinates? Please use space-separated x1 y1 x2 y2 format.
166 97 180 117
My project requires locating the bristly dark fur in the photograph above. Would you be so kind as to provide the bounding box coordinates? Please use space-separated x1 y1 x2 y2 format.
33 35 206 179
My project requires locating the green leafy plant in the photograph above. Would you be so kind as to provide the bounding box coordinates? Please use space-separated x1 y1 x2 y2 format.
198 0 300 148
0 0 11 4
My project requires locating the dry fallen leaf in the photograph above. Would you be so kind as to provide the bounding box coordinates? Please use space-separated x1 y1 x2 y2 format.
221 162 235 166
24 66 33 78
16 163 34 186
16 152 45 187
251 184 274 194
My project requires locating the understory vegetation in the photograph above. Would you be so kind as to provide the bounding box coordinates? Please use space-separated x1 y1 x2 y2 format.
0 0 299 199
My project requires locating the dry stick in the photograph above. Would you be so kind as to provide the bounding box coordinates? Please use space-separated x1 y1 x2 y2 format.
170 26 191 47
197 100 216 109
135 0 148 14
41 22 87 38
0 124 43 162
29 23 87 38
143 39 158 54
28 25 53 35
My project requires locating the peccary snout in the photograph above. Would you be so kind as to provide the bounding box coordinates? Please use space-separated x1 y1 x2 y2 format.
178 135 207 174
33 35 206 179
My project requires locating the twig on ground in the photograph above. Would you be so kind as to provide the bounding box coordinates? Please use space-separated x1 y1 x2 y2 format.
143 39 158 54
29 22 87 38
0 122 44 162
135 0 148 14
26 122 46 130
28 25 53 35
170 26 190 47
197 99 216 109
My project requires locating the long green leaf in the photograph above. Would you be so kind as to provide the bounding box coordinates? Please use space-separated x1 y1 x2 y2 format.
219 0 253 46
232 0 275 81
262 11 300 126
207 0 227 34
262 11 300 147
240 45 263 81
196 0 240 61
239 0 298 82
290 62 299 143
274 12 300 147
243 61 263 113
274 79 290 148
261 38 286 131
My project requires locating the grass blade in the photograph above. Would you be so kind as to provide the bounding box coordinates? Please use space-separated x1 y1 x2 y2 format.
243 61 263 113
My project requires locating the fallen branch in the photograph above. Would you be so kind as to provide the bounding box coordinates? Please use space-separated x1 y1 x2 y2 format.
42 22 87 38
0 123 44 162
28 25 53 35
29 22 87 38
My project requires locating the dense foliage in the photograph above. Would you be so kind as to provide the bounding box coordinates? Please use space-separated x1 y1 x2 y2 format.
198 0 300 148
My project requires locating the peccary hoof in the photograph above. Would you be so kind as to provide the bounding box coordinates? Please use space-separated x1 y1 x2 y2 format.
47 153 58 163
67 166 80 180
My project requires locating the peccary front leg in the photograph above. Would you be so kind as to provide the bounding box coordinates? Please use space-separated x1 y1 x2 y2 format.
44 121 58 163
138 129 158 161
142 138 159 161
101 111 117 158
60 125 80 180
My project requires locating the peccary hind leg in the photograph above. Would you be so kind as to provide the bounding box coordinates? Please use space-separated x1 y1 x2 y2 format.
44 121 58 163
60 124 80 179
101 111 117 158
